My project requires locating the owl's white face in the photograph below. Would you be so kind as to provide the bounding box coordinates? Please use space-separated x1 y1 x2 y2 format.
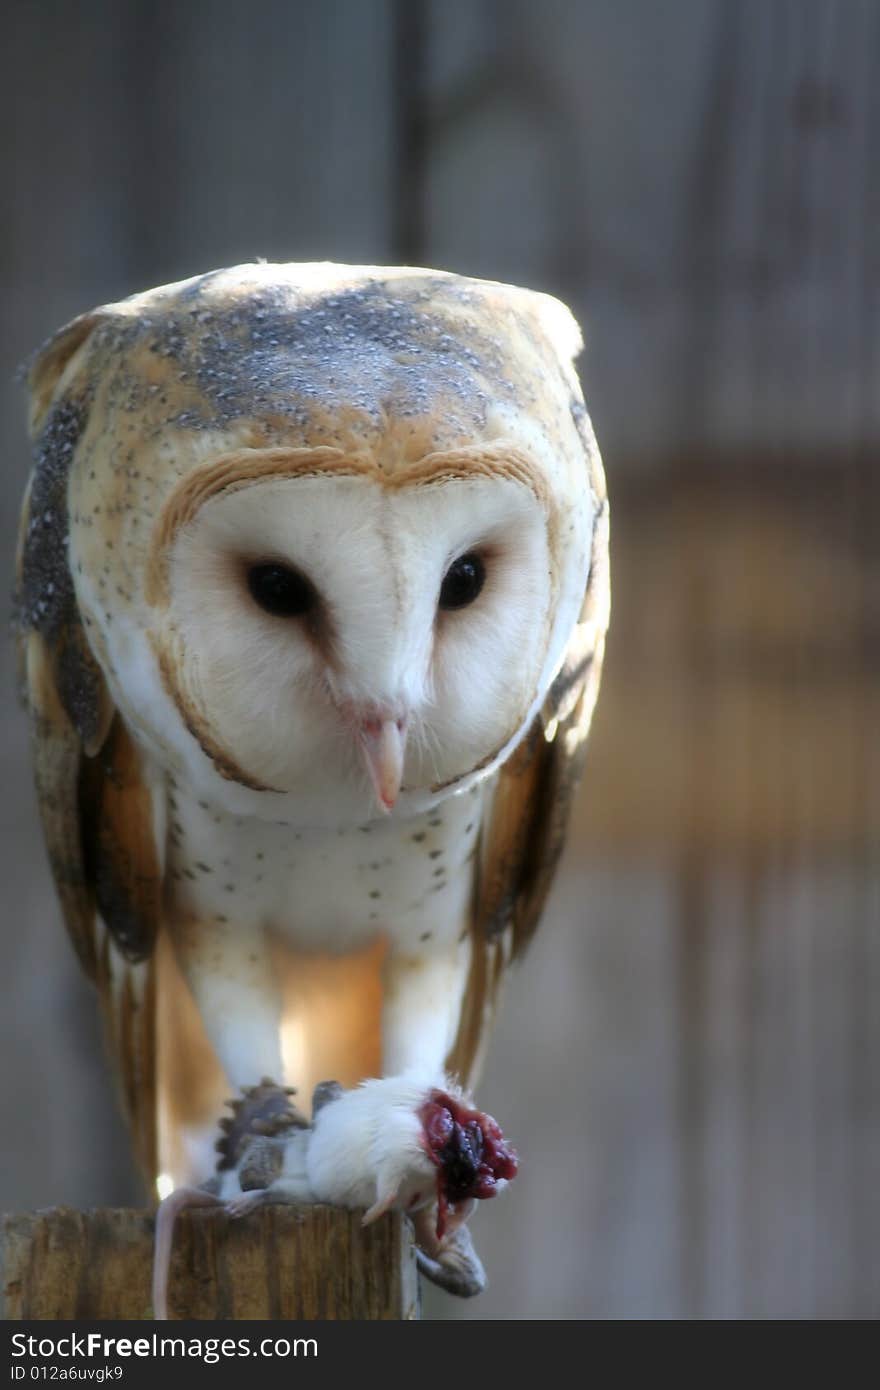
50 264 597 827
163 464 554 821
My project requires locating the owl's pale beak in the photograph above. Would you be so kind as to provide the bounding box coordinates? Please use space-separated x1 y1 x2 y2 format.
358 715 408 812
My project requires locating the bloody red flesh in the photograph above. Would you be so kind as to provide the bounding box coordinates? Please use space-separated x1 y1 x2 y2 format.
419 1090 518 1238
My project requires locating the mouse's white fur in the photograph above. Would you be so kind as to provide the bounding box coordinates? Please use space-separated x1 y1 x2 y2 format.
221 1072 451 1215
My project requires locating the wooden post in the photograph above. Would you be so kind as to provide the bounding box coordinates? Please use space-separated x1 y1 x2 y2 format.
1 1206 420 1320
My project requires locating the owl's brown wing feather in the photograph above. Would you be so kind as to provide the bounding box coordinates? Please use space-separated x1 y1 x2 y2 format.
17 317 161 1183
21 622 161 1183
23 628 101 978
447 487 610 1086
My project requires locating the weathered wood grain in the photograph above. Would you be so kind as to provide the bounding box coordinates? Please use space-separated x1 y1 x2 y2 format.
1 1207 419 1320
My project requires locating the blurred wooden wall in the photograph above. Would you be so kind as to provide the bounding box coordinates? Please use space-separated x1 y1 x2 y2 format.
2 0 878 1318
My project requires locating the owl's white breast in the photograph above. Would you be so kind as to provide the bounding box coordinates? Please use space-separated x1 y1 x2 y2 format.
165 772 488 955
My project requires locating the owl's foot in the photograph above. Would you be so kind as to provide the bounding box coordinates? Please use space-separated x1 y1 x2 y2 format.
214 1076 307 1175
415 1221 487 1298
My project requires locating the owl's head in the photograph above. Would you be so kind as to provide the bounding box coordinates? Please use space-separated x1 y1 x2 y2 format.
33 263 603 824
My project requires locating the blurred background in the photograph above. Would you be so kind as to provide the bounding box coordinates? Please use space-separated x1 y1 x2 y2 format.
1 0 878 1319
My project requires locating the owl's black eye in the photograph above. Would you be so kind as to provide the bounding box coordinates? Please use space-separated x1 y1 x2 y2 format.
246 562 317 618
438 552 486 611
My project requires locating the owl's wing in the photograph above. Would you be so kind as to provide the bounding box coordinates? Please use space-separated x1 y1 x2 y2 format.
447 484 610 1086
17 315 162 1182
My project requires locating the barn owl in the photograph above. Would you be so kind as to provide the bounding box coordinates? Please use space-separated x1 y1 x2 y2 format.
15 262 609 1294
